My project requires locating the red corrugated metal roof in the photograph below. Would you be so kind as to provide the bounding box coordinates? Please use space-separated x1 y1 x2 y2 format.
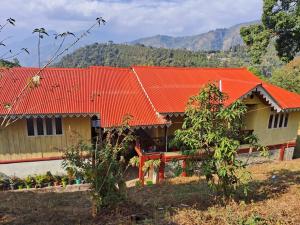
0 66 299 128
132 66 300 113
0 67 165 127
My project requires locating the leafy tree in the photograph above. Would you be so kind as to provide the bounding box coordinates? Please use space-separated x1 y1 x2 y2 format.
270 56 300 93
241 0 300 63
62 116 134 216
32 28 49 68
174 83 264 200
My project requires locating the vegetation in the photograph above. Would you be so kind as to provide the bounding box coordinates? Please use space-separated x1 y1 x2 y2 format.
1 159 300 224
270 57 300 94
241 0 300 63
62 117 134 215
55 42 250 68
0 59 20 68
174 83 265 199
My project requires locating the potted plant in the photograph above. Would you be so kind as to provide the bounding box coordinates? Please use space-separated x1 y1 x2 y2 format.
24 175 34 189
9 176 19 190
45 171 54 187
61 176 68 188
34 174 46 188
53 175 62 186
75 170 83 185
66 167 75 185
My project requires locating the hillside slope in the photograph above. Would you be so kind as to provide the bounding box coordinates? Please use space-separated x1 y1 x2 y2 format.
131 21 259 51
55 43 249 68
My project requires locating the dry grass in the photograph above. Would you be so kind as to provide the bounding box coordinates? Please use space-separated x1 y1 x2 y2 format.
1 159 300 225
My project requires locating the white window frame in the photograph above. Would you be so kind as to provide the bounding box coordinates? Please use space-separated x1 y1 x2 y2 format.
26 117 63 137
268 112 289 129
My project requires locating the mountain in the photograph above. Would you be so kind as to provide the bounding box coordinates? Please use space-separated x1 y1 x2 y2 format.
131 21 259 51
3 20 258 66
55 43 249 68
3 29 112 67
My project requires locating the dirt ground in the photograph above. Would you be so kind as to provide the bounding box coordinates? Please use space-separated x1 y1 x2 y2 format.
1 159 300 225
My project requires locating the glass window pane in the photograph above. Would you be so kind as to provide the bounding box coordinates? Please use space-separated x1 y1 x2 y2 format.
279 114 284 128
273 114 279 128
284 114 289 127
45 118 53 135
36 118 44 135
27 119 34 136
55 118 62 135
268 114 273 129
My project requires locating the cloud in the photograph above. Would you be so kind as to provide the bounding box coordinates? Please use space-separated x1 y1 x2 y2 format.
0 0 262 42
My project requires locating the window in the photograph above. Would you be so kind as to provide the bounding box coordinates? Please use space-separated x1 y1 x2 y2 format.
26 118 35 136
268 113 289 129
55 118 62 135
45 118 53 135
26 117 63 136
268 114 273 129
36 118 44 135
284 114 289 127
273 114 279 128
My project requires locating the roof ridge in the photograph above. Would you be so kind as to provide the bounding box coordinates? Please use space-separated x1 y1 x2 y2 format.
132 65 248 70
131 67 164 122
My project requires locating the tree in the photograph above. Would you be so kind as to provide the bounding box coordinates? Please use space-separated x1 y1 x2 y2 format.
174 83 264 200
241 0 300 63
270 56 300 93
32 28 49 68
62 116 134 216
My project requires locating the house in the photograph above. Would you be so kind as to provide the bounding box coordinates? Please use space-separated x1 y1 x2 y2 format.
0 66 300 177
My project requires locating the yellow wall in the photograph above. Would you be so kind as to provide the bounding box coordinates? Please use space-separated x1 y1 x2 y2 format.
0 117 91 161
146 95 300 149
243 95 300 146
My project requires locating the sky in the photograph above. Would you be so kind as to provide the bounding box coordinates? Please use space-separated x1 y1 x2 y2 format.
0 0 263 43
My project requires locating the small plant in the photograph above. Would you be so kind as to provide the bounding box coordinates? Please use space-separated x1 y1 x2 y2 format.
24 175 34 189
53 175 62 186
66 167 75 185
129 156 139 167
34 174 46 188
146 180 153 186
9 176 20 190
45 171 54 187
135 180 142 187
61 176 68 188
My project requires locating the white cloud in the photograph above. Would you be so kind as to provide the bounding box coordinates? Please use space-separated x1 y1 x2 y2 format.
0 0 262 41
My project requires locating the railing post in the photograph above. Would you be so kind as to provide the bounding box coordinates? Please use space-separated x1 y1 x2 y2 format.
158 161 165 182
139 156 145 186
279 145 285 161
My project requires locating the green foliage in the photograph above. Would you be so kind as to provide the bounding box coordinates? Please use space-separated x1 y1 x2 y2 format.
55 43 250 68
241 0 300 63
238 214 266 225
0 59 20 68
142 159 161 172
129 156 139 167
62 117 135 214
174 83 264 199
270 56 300 93
240 24 271 64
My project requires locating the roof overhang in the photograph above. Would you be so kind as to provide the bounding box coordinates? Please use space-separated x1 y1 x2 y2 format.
0 113 100 119
239 84 283 112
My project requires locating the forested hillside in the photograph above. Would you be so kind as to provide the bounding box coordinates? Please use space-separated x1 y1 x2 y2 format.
55 43 250 68
131 21 258 51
